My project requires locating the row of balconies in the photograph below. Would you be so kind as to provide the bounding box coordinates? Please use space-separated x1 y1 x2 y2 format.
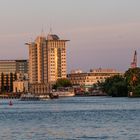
72 79 105 85
70 76 110 80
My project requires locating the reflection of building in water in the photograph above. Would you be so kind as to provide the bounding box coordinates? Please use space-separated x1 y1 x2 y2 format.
26 33 69 94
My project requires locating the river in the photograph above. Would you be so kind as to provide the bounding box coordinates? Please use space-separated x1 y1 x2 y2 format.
0 97 140 140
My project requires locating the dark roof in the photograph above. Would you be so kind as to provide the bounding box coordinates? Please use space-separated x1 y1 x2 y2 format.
47 34 59 40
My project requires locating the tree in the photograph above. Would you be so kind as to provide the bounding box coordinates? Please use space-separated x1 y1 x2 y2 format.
124 67 140 95
109 81 128 97
101 75 128 97
10 73 13 92
6 74 9 92
14 73 17 81
52 78 72 90
1 73 4 93
133 84 140 96
97 68 140 97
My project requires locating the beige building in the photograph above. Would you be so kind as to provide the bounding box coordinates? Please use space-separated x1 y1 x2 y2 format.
0 60 28 93
27 34 69 94
13 80 28 93
68 68 123 88
13 73 29 93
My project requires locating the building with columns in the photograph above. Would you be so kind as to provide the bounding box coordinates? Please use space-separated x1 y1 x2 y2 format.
27 34 69 94
68 68 123 91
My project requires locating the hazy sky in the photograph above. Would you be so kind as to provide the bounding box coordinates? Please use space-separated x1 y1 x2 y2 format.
0 0 140 72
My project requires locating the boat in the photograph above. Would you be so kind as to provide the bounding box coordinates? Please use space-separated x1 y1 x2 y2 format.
38 95 50 100
52 91 75 98
20 93 40 101
9 100 13 106
49 92 59 99
20 93 50 101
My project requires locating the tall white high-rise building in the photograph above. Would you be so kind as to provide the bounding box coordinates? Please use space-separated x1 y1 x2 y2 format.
27 34 69 94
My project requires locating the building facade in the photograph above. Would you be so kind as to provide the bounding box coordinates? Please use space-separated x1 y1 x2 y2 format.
68 68 123 91
13 80 28 93
16 60 28 73
27 34 69 94
0 60 28 93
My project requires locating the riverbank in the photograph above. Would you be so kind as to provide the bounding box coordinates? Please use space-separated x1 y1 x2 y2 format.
0 93 21 99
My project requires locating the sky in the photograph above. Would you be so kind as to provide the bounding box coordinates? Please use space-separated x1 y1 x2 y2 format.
0 0 140 73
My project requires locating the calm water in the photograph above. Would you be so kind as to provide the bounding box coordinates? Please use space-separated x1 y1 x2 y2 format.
0 97 140 140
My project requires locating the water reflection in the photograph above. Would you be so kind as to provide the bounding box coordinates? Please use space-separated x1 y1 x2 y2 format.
0 97 140 140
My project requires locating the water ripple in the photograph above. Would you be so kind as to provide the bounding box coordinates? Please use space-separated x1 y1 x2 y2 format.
0 97 140 140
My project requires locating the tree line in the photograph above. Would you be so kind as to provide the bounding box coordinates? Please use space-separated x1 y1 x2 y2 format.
0 73 17 93
98 67 140 97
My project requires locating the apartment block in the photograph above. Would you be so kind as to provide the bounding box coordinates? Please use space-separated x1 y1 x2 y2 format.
0 60 28 93
27 34 69 94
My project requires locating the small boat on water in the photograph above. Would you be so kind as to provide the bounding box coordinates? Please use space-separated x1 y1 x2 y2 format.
49 92 59 99
38 95 50 100
9 100 13 106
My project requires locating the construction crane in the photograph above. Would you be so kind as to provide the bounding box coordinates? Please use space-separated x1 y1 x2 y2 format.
131 50 137 68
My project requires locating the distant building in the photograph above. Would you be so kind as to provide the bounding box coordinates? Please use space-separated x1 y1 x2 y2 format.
13 73 29 93
131 50 137 68
13 80 28 93
68 68 123 91
0 60 28 93
0 60 28 74
26 34 69 94
70 69 83 74
16 60 28 73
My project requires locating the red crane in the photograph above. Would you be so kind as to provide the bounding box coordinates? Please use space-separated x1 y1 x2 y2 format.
131 50 137 68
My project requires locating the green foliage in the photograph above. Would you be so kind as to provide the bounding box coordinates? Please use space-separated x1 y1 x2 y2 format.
14 73 17 81
52 78 72 89
124 67 140 94
10 73 13 92
96 67 140 97
133 84 140 96
6 74 9 92
101 75 128 97
1 73 4 93
108 81 128 97
1 73 14 93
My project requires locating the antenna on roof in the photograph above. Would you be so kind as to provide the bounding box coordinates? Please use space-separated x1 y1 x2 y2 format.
41 26 45 37
49 26 52 34
48 22 53 34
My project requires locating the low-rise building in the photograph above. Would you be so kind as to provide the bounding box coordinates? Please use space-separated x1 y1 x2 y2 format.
13 73 29 93
68 68 123 91
0 60 28 93
13 80 28 93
